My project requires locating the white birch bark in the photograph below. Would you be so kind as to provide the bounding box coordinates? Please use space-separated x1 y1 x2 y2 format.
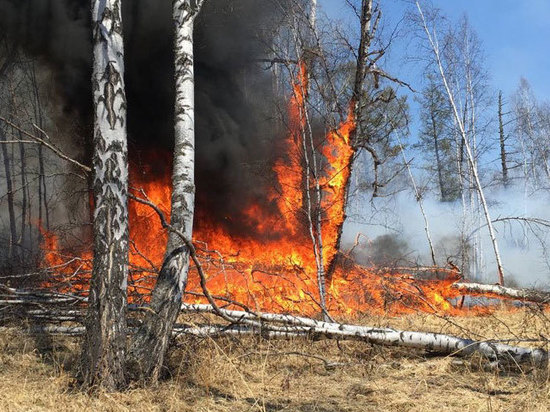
309 0 317 30
129 0 205 382
82 0 128 390
14 308 547 368
416 1 505 285
452 282 550 304
178 304 547 367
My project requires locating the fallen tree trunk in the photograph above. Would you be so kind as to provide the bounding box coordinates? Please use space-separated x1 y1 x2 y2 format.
180 304 547 367
4 278 550 311
2 285 549 367
2 302 546 367
452 282 550 304
11 310 547 368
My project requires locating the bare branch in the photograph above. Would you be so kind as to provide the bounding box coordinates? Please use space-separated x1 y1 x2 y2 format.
0 117 91 174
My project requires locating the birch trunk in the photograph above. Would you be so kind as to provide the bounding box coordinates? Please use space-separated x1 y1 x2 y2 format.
179 304 547 367
300 92 329 321
81 0 129 390
416 2 505 285
294 0 330 321
452 282 550 304
128 0 205 382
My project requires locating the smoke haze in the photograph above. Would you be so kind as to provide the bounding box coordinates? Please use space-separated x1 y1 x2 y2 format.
343 185 550 288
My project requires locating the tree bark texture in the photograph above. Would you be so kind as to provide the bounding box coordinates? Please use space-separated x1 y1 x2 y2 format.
12 307 547 368
81 0 129 390
180 304 547 367
128 0 205 382
452 282 550 304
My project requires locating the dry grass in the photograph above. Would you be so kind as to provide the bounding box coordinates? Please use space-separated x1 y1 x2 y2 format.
1 308 550 411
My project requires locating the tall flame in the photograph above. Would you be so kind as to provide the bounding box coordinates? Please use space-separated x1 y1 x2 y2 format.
271 61 308 235
39 62 500 317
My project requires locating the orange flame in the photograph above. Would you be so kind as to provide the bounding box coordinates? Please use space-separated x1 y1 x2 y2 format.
39 62 505 317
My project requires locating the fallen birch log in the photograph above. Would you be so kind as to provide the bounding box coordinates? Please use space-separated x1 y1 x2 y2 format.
11 313 547 368
7 324 310 340
452 282 550 304
1 287 548 367
0 284 86 304
180 304 547 366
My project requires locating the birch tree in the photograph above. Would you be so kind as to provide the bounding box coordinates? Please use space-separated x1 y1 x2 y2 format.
129 0 206 382
295 0 332 321
416 1 505 285
81 0 129 390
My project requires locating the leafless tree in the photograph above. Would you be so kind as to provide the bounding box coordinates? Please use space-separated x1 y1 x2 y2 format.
498 91 510 188
511 78 550 193
416 1 505 285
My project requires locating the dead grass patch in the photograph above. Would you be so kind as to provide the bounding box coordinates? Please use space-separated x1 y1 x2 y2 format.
1 308 549 411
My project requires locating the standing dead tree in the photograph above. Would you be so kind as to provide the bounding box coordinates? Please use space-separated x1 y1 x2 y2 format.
81 0 129 390
498 91 509 188
128 0 206 382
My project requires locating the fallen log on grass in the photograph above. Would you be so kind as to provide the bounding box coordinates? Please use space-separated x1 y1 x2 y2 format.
452 282 550 304
2 303 546 367
1 282 549 367
0 284 86 305
180 304 547 367
12 312 547 368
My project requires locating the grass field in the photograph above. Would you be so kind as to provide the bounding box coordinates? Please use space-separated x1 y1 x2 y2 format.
1 308 549 411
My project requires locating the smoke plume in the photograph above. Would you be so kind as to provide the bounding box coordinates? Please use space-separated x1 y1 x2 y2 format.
0 0 286 234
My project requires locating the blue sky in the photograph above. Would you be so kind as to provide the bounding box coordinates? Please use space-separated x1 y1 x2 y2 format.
318 0 550 102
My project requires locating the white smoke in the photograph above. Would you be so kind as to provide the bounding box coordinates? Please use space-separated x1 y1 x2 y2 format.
342 183 550 288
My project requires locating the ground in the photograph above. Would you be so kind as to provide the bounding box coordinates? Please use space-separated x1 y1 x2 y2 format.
1 308 550 411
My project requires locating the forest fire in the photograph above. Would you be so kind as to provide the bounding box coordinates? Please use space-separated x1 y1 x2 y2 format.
40 63 508 318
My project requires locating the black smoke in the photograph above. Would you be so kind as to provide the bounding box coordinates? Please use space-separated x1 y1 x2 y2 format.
0 0 287 232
